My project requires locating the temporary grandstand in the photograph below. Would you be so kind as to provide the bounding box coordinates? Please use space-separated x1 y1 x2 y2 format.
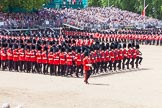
46 0 88 9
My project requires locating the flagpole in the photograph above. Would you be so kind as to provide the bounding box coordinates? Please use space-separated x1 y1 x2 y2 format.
144 0 146 29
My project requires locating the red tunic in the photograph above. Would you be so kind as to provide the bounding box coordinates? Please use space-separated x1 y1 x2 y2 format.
59 53 66 65
30 50 36 62
118 49 123 60
53 53 59 65
83 57 91 71
109 50 115 62
7 49 13 60
66 53 73 66
127 49 133 59
42 52 48 64
19 50 25 61
25 51 30 62
123 49 128 58
105 50 110 61
132 49 137 59
13 49 19 61
1 49 7 61
100 51 105 61
48 52 54 65
36 51 42 63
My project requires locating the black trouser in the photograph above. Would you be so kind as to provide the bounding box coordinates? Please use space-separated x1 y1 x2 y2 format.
66 65 73 76
76 65 83 77
103 62 108 72
122 57 127 69
100 61 105 72
84 70 92 83
49 64 54 75
60 64 66 76
126 58 130 69
106 61 111 71
160 40 162 46
153 40 155 45
118 60 122 70
1 60 6 70
14 61 18 71
96 62 100 73
130 58 135 68
157 40 159 45
136 56 143 66
36 63 42 74
92 63 97 74
43 63 48 75
0 59 1 69
135 57 143 68
109 61 113 71
19 61 24 72
31 62 36 73
26 61 31 73
8 60 13 71
53 64 58 75
113 60 117 71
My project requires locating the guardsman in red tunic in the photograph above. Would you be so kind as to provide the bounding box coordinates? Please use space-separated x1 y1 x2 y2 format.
114 46 119 71
130 45 137 69
42 50 48 75
96 49 101 74
1 48 7 70
89 50 95 75
48 51 54 75
36 50 42 74
109 46 115 71
0 47 1 68
30 49 36 73
59 48 66 76
13 48 19 71
25 49 31 73
118 45 123 70
100 47 106 72
135 44 143 68
105 48 110 72
66 51 73 76
19 48 25 72
83 52 92 84
160 36 162 46
122 43 128 70
53 51 59 75
92 49 98 74
126 43 132 69
75 49 84 77
7 48 13 71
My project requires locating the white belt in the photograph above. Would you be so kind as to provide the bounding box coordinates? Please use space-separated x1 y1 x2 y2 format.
67 60 72 61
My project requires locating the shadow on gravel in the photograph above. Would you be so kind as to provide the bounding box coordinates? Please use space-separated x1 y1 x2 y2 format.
91 68 151 78
89 83 109 86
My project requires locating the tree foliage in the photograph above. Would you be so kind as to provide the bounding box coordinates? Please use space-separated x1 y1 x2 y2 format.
0 0 49 12
88 0 162 20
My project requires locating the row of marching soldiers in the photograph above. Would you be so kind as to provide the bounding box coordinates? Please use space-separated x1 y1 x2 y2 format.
0 36 143 78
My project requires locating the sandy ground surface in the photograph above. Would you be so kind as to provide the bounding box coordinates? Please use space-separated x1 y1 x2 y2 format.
0 45 162 108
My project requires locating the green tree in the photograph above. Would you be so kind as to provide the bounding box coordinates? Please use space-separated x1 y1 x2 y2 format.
88 0 162 20
0 0 50 12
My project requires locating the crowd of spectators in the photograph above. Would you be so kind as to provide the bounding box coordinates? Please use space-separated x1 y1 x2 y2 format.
0 7 162 30
0 8 65 29
62 7 162 30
